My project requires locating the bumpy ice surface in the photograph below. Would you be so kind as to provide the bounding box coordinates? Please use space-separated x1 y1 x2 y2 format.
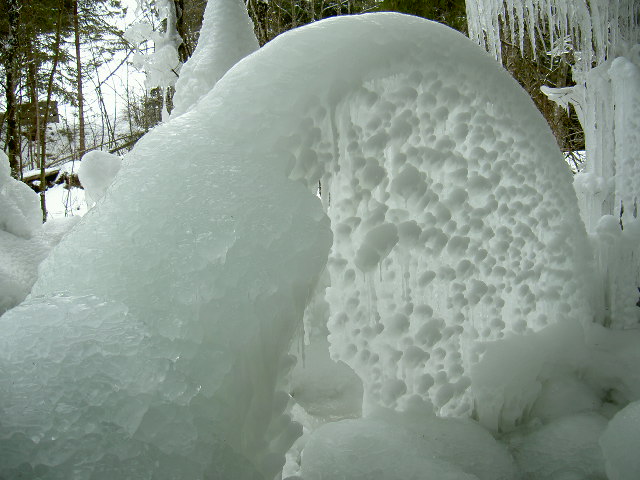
0 13 597 478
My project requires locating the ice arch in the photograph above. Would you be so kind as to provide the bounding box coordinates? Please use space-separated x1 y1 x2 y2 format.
0 13 591 478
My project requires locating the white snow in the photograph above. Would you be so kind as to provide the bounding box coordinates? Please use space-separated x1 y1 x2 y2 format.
0 152 80 314
510 413 608 479
297 410 517 480
77 150 122 207
126 0 183 99
0 151 42 239
0 8 638 480
600 400 640 480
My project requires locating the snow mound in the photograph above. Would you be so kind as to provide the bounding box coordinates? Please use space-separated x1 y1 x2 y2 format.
0 151 41 238
0 152 79 314
510 413 607 479
1 12 593 477
298 410 517 480
600 400 640 480
77 150 122 206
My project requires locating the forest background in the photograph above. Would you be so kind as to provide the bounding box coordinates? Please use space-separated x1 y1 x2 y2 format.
0 0 585 221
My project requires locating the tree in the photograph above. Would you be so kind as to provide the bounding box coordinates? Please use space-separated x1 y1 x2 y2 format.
1 0 21 177
379 0 467 33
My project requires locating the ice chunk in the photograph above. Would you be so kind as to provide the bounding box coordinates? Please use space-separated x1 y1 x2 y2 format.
317 15 591 427
77 150 122 207
600 400 640 480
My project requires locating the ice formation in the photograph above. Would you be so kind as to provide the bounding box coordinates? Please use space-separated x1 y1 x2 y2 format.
1 10 637 479
125 0 183 112
171 0 259 116
465 0 639 72
466 0 640 329
77 150 122 207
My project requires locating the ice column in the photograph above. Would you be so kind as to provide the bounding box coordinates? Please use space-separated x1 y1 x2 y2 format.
171 0 259 116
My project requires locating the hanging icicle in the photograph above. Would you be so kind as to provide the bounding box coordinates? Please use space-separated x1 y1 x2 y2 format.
465 0 640 328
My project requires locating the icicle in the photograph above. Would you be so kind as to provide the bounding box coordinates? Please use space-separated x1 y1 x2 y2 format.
466 0 640 327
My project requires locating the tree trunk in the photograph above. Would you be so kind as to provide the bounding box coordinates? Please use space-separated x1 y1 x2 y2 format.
74 0 86 159
28 60 47 222
174 0 190 62
5 0 21 178
38 1 65 223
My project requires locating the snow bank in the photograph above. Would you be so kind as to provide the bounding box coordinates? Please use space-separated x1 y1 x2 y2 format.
0 11 625 479
0 151 42 239
0 152 79 314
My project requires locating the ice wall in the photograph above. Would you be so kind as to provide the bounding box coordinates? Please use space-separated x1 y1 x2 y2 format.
1 12 593 477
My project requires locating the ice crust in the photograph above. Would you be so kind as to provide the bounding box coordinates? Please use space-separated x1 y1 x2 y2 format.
0 12 614 478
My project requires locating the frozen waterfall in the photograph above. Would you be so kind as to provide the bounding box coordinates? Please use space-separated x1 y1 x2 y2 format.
1 11 638 480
